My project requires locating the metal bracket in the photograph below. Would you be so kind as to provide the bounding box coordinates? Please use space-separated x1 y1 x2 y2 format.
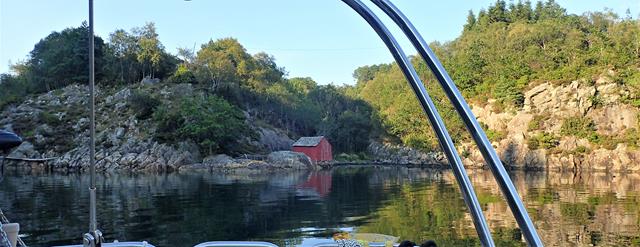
83 230 103 247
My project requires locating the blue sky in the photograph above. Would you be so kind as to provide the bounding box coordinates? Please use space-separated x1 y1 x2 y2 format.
1 1 638 85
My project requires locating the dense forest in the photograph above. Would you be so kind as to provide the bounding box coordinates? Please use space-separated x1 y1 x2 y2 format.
355 0 640 151
1 0 639 156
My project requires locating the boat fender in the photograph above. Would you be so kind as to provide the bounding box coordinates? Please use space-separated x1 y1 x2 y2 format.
397 240 437 247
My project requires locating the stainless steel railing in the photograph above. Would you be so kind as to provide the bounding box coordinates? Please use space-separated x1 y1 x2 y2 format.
341 0 543 246
340 0 494 246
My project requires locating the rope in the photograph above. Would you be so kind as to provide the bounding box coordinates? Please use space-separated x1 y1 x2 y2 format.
0 209 26 247
0 209 10 224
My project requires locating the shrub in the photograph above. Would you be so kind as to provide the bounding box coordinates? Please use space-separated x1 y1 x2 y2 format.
494 78 524 108
128 90 161 119
560 116 596 138
528 132 559 150
584 128 639 150
153 95 255 155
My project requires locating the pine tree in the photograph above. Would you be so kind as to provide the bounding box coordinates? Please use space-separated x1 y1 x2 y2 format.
464 10 476 31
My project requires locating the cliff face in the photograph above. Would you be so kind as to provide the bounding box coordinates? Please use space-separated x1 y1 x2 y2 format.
463 75 640 172
0 83 294 171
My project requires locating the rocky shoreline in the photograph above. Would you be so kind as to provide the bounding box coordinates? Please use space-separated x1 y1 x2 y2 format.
3 148 320 172
0 84 311 172
2 75 640 173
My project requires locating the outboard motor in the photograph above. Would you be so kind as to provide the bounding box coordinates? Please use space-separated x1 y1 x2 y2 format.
0 130 22 153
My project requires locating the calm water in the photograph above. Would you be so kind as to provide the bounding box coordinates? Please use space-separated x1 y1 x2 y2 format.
1 166 640 247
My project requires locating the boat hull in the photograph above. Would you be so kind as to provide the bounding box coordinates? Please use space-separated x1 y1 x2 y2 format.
0 130 22 151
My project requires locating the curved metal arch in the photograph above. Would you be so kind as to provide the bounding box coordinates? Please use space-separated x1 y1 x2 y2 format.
367 0 543 245
340 0 494 245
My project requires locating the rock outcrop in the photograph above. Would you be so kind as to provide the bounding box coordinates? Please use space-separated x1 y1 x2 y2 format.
0 83 307 172
256 127 294 152
266 151 314 169
178 151 317 172
369 75 640 172
463 76 640 172
52 139 198 172
368 141 446 166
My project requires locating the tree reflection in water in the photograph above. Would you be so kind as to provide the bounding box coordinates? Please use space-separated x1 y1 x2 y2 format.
1 166 639 246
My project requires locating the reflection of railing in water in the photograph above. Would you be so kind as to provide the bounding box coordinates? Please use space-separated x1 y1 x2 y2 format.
340 0 542 246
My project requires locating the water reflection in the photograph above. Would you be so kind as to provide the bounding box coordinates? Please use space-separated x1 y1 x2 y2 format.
0 167 639 246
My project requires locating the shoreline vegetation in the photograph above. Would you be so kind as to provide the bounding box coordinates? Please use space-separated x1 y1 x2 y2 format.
1 0 640 173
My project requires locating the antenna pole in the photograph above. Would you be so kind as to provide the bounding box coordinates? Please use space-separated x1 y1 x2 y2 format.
84 0 103 246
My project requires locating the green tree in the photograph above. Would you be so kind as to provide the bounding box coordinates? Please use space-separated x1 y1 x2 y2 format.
249 52 285 88
488 0 509 23
0 73 29 109
353 64 392 86
193 38 248 90
108 29 139 83
105 23 177 84
288 77 317 95
535 0 565 20
464 10 477 31
351 1 640 152
25 22 106 91
330 110 373 153
134 22 164 78
509 0 533 21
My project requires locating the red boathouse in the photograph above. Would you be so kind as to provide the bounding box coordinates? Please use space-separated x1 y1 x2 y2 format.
292 136 332 162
